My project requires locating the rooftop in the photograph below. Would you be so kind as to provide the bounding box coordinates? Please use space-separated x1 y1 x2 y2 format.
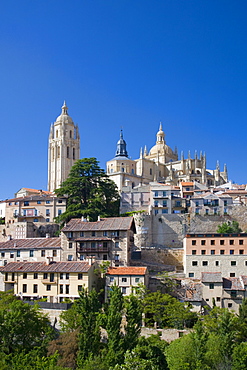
0 238 61 250
107 266 147 275
2 261 92 273
62 217 135 232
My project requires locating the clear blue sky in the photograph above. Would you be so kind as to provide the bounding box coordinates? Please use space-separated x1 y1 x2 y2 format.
1 1 247 200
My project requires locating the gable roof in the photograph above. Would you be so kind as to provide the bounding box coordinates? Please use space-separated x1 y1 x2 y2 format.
2 261 92 273
107 266 147 275
0 238 61 250
201 272 222 283
62 217 135 232
223 277 245 291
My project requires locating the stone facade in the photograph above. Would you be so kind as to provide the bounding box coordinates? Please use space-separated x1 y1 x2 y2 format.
48 102 80 192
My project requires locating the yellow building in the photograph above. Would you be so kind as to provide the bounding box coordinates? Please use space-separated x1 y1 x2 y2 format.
1 261 98 302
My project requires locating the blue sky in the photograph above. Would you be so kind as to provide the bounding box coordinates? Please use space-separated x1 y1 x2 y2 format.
1 1 247 200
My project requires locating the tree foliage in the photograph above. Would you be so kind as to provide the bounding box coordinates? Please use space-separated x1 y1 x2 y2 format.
55 158 120 224
217 220 242 234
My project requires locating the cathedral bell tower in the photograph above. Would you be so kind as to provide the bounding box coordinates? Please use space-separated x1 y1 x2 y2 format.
47 102 80 192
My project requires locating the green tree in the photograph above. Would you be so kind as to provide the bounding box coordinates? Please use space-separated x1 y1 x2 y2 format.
104 285 125 368
143 291 197 329
124 294 143 352
76 288 102 367
217 220 242 234
55 158 120 224
0 299 54 355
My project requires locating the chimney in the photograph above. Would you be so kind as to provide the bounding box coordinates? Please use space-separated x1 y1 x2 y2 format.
87 256 95 266
81 216 87 222
7 235 12 241
98 215 101 221
46 233 50 238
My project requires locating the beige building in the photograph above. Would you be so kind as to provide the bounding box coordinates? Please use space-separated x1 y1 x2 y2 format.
107 125 228 192
184 233 247 279
190 192 233 216
105 266 148 297
1 261 97 302
201 272 247 312
48 102 80 192
61 216 136 266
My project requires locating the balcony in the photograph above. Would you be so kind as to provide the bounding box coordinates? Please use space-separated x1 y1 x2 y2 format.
41 279 57 284
78 246 109 253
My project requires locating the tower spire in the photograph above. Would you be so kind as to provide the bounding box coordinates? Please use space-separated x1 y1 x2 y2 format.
115 129 128 157
61 101 68 115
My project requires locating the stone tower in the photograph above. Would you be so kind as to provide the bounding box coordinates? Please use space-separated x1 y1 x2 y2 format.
47 102 80 192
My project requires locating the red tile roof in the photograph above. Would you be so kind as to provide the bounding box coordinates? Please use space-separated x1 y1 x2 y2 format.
2 261 92 273
223 277 244 291
0 238 61 250
62 217 135 232
107 266 147 275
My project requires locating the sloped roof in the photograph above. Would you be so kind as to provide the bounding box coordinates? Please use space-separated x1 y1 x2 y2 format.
2 261 92 273
201 272 222 283
107 266 147 275
62 217 135 232
0 238 61 250
223 277 244 291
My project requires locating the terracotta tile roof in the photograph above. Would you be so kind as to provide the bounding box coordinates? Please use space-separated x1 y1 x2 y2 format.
0 238 61 250
223 277 244 291
62 217 135 232
2 261 92 273
19 188 53 195
107 266 147 275
201 272 222 283
181 182 194 186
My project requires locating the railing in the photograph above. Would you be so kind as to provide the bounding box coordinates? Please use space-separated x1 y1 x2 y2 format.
78 247 109 253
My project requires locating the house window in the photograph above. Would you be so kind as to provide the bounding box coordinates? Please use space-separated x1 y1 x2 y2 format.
58 209 62 216
78 285 82 292
11 273 14 281
201 240 206 246
230 273 235 277
230 240 234 245
122 287 127 294
188 273 194 278
103 254 108 260
34 273 38 279
209 283 214 289
150 169 152 175
192 240 196 246
122 277 127 282
115 242 119 248
220 250 225 255
103 231 108 236
202 261 208 266
24 201 29 206
192 250 197 255
110 277 114 282
67 146 69 158
78 273 83 280
239 240 244 245
231 290 237 298
60 273 64 279
37 200 41 204
17 250 20 257
41 250 45 257
23 284 27 293
80 231 84 237
50 273 54 282
92 231 95 236
68 255 73 261
228 303 232 308
69 242 73 249
135 278 140 283
231 261 236 266
220 240 225 245
66 273 69 280
23 273 27 279
201 250 206 255
33 284 38 293
46 209 50 216
10 253 14 258
46 218 50 222
46 200 50 204
239 250 244 255
211 250 215 255
66 285 69 294
216 297 221 302
73 148 75 159
211 240 215 245
163 201 167 207
30 250 34 257
230 250 234 255
192 261 198 266
5 273 8 281
215 261 219 266
34 218 38 222
43 273 48 280
1 252 5 257
46 285 51 291
162 209 168 214
60 285 63 294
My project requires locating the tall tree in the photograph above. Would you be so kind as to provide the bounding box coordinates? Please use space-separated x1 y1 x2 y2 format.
217 221 242 234
124 294 143 352
76 288 102 367
55 158 120 224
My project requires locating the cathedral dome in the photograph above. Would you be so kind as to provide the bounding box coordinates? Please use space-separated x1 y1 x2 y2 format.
55 101 74 125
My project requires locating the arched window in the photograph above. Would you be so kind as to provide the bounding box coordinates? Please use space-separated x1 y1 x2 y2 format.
73 148 75 160
67 147 69 158
57 146 60 158
70 130 72 138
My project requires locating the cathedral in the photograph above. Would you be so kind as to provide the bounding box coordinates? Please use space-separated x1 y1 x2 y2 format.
106 124 228 191
47 102 80 192
47 104 228 193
